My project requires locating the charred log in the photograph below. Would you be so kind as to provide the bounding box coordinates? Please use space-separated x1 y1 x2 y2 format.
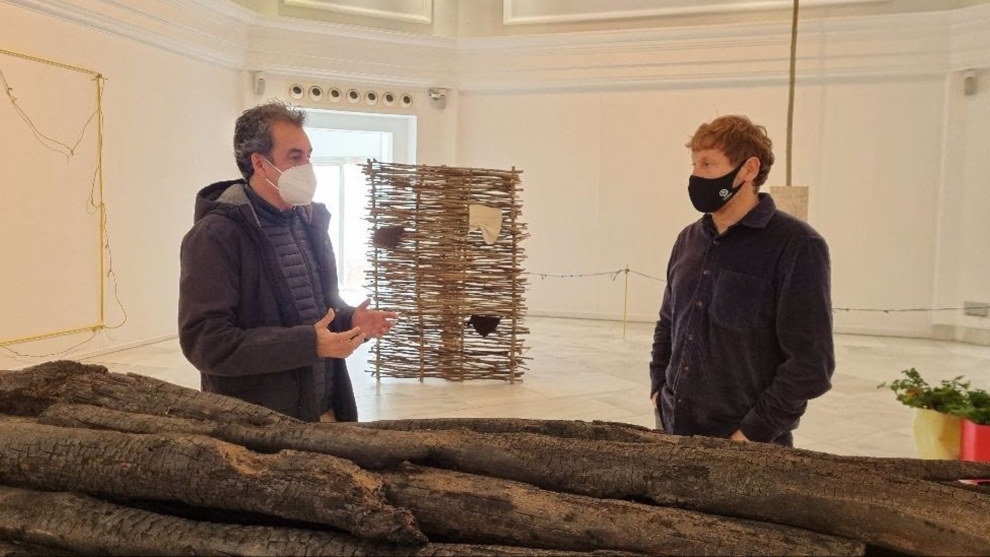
382 462 864 556
0 421 424 544
0 485 629 557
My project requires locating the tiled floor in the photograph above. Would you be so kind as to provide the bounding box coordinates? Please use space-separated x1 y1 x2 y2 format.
82 316 990 458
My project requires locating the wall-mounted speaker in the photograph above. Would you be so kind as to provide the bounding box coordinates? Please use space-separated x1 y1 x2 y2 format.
963 70 978 96
252 71 266 96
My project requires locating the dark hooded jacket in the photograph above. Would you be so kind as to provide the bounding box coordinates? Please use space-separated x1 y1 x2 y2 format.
179 179 357 422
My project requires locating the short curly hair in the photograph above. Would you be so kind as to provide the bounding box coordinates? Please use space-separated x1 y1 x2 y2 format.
686 115 775 189
233 101 306 180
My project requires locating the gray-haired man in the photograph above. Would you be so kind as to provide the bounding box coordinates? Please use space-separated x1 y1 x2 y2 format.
179 101 396 422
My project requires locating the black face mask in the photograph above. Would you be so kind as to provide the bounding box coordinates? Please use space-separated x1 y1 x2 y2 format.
688 162 745 213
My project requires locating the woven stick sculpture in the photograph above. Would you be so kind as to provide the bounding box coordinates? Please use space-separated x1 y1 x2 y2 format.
363 161 529 382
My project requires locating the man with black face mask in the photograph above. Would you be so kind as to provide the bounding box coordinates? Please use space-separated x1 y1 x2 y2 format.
179 101 397 423
648 114 834 447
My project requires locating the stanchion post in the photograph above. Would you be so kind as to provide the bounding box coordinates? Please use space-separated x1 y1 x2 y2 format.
622 266 630 340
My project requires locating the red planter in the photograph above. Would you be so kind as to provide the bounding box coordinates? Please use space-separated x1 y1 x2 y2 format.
960 419 990 462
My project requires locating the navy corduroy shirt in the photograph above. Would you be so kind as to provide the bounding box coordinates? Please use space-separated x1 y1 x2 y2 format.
649 194 834 446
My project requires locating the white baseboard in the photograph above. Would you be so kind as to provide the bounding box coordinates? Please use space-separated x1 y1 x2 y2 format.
931 324 990 346
76 334 179 361
831 325 934 341
527 309 657 323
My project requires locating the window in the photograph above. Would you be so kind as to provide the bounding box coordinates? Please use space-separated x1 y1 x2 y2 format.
304 109 416 305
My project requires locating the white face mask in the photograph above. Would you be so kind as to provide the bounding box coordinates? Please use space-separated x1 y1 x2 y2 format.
262 156 317 206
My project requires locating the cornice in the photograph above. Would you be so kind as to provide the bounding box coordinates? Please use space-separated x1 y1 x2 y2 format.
3 0 250 68
283 0 433 25
502 0 890 26
454 10 952 92
249 10 454 49
3 0 983 92
949 3 990 70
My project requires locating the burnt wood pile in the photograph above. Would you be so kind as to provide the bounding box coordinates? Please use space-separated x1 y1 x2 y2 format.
1 361 989 556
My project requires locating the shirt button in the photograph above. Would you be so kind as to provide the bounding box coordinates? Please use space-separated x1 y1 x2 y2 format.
702 270 711 276
682 364 690 371
687 334 694 341
694 300 704 308
712 240 719 246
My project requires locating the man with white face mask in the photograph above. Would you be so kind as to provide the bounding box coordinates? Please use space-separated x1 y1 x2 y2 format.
179 101 397 422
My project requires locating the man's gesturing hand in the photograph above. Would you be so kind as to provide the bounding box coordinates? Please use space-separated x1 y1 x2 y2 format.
314 308 365 358
352 299 399 339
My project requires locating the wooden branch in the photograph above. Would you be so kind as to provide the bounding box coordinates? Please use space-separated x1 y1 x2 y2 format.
37 403 431 470
359 416 990 481
0 360 294 426
0 485 622 557
0 420 425 544
421 432 990 555
356 417 664 443
382 462 864 556
0 538 75 557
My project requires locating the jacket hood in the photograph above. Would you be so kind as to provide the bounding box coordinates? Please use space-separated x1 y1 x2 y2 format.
194 179 254 223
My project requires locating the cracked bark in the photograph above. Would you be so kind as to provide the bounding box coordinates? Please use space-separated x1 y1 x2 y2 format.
0 485 628 557
34 402 990 483
0 360 293 426
357 416 990 482
355 417 663 443
0 421 425 544
422 432 990 555
382 462 864 556
0 538 75 557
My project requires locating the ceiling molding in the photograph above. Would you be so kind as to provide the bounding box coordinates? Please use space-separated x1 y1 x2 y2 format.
456 10 951 92
949 3 990 70
283 0 432 24
502 0 890 26
5 0 985 93
250 11 454 48
4 0 250 69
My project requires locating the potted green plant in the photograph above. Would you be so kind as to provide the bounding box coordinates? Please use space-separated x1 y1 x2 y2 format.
960 388 990 462
879 368 969 459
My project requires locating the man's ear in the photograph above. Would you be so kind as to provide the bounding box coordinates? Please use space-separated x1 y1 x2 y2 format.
251 153 266 177
744 156 761 184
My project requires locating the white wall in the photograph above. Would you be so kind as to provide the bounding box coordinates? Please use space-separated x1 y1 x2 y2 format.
934 67 990 344
0 2 240 369
456 77 948 338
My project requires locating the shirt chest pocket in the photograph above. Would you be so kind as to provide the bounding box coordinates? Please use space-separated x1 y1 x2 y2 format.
710 270 771 330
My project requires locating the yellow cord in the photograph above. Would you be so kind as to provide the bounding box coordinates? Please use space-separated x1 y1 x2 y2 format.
0 50 122 351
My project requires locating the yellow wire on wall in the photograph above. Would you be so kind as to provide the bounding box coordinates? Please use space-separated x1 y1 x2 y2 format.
0 47 107 348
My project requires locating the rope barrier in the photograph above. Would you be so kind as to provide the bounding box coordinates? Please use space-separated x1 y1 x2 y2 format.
524 267 975 315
